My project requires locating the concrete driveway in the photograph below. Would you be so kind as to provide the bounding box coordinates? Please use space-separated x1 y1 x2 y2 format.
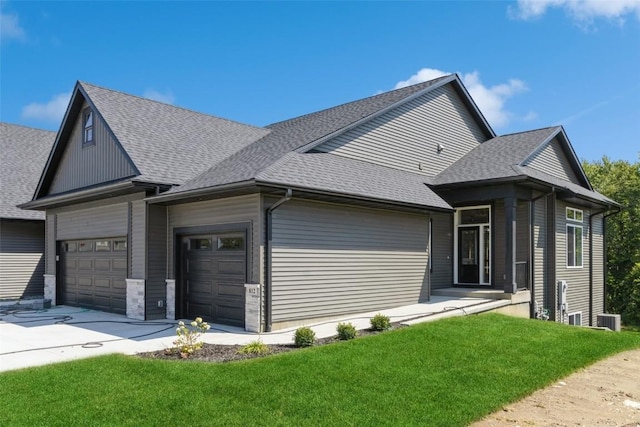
0 296 505 372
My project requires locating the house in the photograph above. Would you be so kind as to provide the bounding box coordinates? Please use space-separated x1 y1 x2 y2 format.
20 74 617 331
1 123 56 301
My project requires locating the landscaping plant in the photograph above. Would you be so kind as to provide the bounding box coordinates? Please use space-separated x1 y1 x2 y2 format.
238 339 270 355
293 326 316 347
336 322 357 340
370 313 392 331
173 317 210 358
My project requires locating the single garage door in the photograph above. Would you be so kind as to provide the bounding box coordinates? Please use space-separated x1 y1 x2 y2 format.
61 238 127 315
182 232 247 326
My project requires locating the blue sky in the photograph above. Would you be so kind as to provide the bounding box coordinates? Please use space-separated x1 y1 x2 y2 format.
1 1 638 163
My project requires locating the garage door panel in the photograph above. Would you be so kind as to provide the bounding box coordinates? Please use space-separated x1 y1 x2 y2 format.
217 282 244 298
190 258 214 273
187 302 213 319
61 238 127 315
217 260 244 275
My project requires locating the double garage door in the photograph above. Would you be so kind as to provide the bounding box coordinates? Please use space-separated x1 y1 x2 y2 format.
60 238 127 315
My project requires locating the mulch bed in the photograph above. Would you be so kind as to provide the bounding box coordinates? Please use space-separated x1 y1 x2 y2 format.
138 323 404 363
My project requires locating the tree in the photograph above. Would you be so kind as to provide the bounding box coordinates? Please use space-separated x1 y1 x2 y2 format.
583 156 640 325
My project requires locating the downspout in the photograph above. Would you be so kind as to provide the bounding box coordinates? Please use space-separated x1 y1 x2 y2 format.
602 207 622 313
529 187 555 319
265 189 292 332
588 208 607 326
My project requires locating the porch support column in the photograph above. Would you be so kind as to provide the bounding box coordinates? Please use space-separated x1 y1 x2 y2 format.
504 197 517 293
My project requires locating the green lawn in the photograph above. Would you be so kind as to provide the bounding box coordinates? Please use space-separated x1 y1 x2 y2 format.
1 314 639 427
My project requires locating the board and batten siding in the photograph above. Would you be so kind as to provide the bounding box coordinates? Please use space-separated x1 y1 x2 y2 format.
313 84 486 176
130 200 146 279
525 137 581 185
45 213 56 275
167 194 261 284
591 214 605 326
48 101 137 196
270 200 429 325
555 200 591 324
430 212 453 289
146 204 167 319
0 219 45 299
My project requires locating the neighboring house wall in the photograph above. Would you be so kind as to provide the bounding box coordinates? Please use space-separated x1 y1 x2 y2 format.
555 199 591 324
167 194 262 284
48 101 136 195
270 199 429 327
314 84 486 176
0 219 45 299
525 137 581 185
430 212 453 289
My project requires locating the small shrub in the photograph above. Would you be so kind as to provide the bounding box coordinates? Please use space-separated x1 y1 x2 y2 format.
336 322 357 340
294 326 316 347
238 339 270 355
174 317 210 358
370 313 391 331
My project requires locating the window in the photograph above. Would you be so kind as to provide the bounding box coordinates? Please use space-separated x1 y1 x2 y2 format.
567 224 583 267
568 312 582 326
83 109 94 144
95 240 111 251
191 238 212 250
566 207 583 222
78 241 93 252
113 240 127 251
64 242 77 252
218 236 244 250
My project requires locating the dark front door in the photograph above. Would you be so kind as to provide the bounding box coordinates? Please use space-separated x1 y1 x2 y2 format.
458 227 480 283
181 232 247 326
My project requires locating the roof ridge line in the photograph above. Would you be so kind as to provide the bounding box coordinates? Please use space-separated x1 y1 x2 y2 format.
78 81 267 132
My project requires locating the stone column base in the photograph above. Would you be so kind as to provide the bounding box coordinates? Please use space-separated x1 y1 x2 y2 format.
44 274 56 306
165 279 176 320
126 279 145 320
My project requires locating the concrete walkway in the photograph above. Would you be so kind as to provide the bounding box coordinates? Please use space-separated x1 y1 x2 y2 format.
0 296 508 372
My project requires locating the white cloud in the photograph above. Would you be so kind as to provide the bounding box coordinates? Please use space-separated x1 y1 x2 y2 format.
511 0 640 23
143 89 175 104
21 92 71 123
394 68 529 128
0 11 26 42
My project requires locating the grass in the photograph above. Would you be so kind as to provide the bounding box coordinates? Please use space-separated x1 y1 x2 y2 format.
1 314 638 426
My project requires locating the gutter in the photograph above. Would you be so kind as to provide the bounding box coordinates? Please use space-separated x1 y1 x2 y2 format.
529 187 555 319
588 207 607 326
264 189 292 332
19 180 137 210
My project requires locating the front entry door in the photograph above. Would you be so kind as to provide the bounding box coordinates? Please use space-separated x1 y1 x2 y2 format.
458 227 480 283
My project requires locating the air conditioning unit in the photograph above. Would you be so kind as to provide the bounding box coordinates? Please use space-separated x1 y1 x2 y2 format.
597 314 621 332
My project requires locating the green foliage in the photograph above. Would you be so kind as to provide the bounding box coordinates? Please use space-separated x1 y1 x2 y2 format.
583 156 640 325
293 326 316 347
336 322 357 340
370 313 392 331
173 317 210 358
1 315 639 426
238 339 270 355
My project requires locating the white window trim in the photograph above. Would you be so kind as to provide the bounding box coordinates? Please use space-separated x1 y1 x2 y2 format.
568 311 582 326
566 223 583 268
566 207 583 223
453 205 491 285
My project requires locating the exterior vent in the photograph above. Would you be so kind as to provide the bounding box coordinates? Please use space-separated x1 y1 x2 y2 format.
568 312 582 326
597 314 621 332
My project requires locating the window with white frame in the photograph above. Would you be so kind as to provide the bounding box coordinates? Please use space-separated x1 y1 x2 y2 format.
566 207 583 268
83 109 94 144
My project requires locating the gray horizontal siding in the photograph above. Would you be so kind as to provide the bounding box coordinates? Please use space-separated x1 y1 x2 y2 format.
146 204 167 320
314 84 485 176
56 202 129 240
430 212 453 289
130 200 146 279
167 194 261 283
556 200 590 324
49 101 137 195
532 194 547 309
591 214 605 325
526 137 581 185
0 219 45 299
271 200 429 323
46 213 56 275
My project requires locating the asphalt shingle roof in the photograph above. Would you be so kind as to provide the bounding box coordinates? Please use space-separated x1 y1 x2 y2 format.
1 123 56 219
80 82 271 185
164 75 455 195
256 152 452 210
434 127 560 185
